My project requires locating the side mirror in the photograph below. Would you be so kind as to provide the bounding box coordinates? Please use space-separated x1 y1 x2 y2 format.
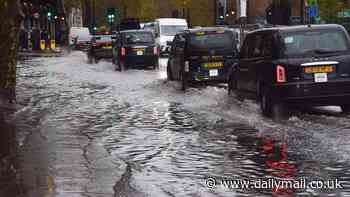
166 41 173 46
178 41 185 48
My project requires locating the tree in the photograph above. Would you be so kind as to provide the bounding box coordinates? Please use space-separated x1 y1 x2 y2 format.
138 0 159 21
0 0 23 104
318 0 346 22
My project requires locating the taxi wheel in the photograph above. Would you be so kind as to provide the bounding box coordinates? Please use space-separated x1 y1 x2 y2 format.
341 105 350 114
88 55 94 64
116 61 124 72
115 61 120 71
261 87 288 120
153 61 159 70
167 64 173 81
120 62 126 71
228 76 237 96
261 88 272 117
181 71 188 91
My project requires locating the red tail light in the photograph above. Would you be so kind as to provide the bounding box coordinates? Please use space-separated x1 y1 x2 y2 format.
276 65 286 83
153 46 159 56
121 47 126 56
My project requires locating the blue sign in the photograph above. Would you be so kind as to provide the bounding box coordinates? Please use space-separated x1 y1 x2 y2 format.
308 6 318 17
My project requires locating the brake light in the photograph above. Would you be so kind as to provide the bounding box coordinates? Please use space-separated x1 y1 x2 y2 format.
276 65 286 83
153 46 159 56
121 47 126 56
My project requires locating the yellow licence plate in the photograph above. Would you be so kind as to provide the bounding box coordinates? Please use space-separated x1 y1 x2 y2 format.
304 66 333 74
203 62 223 69
103 46 112 49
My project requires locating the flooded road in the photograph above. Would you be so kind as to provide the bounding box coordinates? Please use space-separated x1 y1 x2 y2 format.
9 52 350 196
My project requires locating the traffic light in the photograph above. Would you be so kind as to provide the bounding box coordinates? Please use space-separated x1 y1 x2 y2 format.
46 7 55 21
47 10 52 21
106 8 116 25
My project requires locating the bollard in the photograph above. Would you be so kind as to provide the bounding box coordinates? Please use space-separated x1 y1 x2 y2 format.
50 40 56 50
28 31 32 51
40 40 46 50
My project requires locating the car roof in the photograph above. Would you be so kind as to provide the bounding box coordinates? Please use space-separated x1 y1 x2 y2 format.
120 29 154 33
184 27 232 34
249 24 346 34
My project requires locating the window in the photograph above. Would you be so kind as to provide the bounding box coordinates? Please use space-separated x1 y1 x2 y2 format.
240 36 251 59
281 29 350 57
173 34 185 53
188 32 234 51
123 32 154 44
160 25 187 36
248 34 263 58
261 34 274 58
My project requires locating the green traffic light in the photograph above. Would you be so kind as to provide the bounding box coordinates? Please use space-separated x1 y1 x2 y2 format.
47 12 52 17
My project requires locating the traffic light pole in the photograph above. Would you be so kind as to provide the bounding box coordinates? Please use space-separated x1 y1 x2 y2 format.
300 0 305 24
214 0 217 25
92 0 96 35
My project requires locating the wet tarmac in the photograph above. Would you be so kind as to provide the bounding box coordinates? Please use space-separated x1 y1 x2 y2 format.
2 52 350 196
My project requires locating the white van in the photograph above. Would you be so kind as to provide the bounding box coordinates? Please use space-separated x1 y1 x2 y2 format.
69 27 91 46
154 18 188 55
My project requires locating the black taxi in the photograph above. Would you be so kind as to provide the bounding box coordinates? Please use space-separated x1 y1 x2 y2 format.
167 27 238 90
112 30 159 71
228 24 350 117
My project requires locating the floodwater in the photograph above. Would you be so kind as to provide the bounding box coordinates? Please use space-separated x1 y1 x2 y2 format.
6 51 350 196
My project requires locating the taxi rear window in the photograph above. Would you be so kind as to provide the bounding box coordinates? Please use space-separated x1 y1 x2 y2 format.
189 31 234 50
282 29 350 57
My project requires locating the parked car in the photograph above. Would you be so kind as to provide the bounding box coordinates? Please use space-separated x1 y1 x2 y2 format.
228 24 350 117
87 34 114 63
167 27 239 90
154 18 188 56
112 30 159 71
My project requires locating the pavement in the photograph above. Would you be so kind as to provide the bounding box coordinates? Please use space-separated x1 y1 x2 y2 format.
17 48 66 59
0 100 128 197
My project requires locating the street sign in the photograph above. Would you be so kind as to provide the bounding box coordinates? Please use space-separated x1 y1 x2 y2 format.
307 6 318 17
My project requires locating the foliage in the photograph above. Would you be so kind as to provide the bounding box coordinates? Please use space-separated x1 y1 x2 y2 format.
0 0 23 102
318 0 346 23
77 0 214 27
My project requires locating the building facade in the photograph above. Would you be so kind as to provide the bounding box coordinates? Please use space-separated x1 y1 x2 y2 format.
68 8 83 27
225 0 303 24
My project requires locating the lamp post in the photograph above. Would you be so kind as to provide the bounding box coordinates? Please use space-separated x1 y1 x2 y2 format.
91 0 96 35
300 0 305 24
214 0 217 25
